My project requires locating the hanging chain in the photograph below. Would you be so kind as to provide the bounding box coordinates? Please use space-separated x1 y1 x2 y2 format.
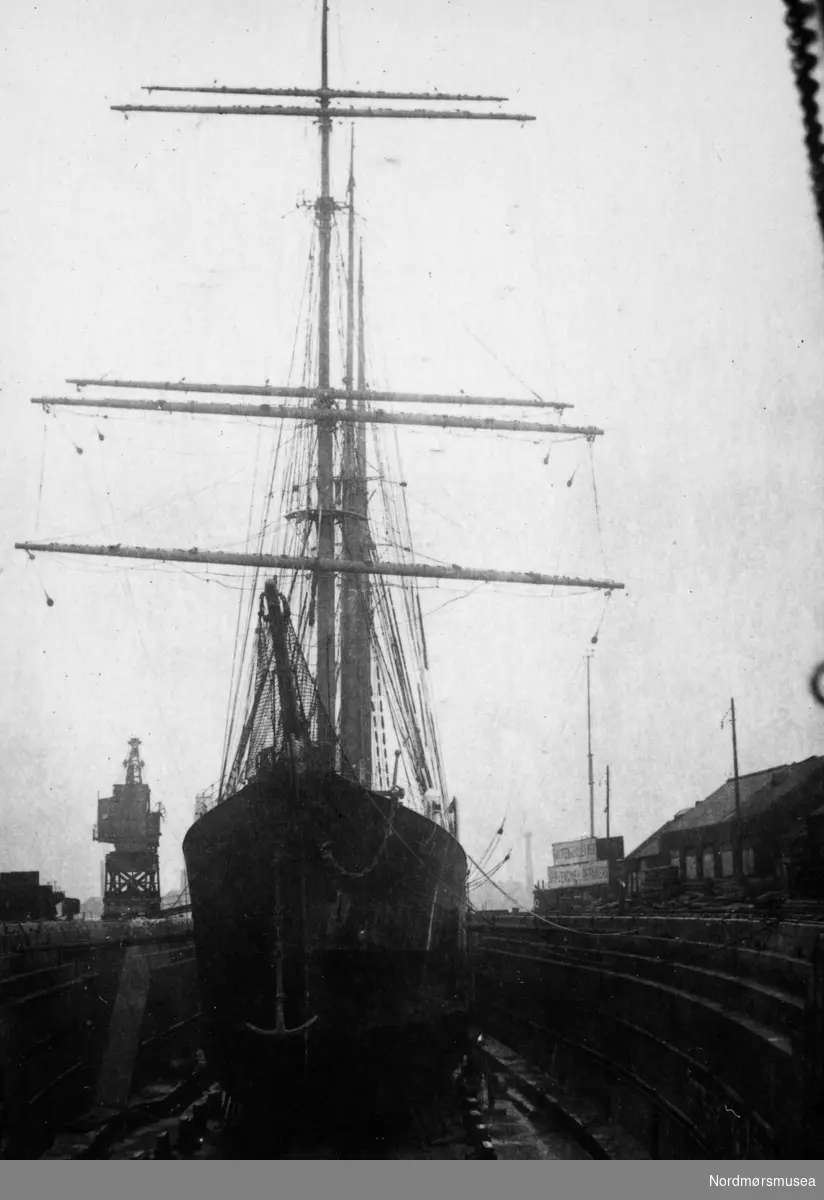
784 0 824 246
783 3 824 704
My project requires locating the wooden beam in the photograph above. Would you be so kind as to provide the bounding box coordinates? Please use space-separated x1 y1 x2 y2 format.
34 396 601 437
66 378 572 411
143 86 510 103
16 541 624 592
112 103 535 122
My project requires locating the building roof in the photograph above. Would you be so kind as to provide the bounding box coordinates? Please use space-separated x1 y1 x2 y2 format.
627 756 824 860
631 836 660 861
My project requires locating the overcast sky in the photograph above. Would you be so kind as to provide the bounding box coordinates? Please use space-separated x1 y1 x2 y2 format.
2 0 823 900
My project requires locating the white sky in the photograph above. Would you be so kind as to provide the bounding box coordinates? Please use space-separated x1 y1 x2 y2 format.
1 0 823 900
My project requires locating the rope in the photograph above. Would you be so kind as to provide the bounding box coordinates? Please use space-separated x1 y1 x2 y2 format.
466 850 652 937
36 417 49 529
474 901 787 969
462 323 555 407
588 439 608 572
219 223 319 793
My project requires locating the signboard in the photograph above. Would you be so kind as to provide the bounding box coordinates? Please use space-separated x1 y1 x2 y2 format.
552 837 597 866
596 836 625 861
547 860 610 890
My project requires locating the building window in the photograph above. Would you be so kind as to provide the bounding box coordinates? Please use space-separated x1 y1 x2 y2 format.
702 849 716 879
743 846 755 876
669 850 680 877
721 849 733 877
685 854 697 880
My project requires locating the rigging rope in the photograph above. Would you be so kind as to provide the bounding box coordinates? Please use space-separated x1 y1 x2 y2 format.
36 417 49 530
220 223 320 791
587 438 608 573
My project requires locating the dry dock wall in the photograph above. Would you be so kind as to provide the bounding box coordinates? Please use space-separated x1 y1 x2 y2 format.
0 919 198 1158
471 913 823 1159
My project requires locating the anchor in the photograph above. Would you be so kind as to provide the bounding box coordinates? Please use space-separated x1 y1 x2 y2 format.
246 862 317 1039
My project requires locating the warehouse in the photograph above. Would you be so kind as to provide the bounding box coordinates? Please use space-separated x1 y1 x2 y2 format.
625 755 824 896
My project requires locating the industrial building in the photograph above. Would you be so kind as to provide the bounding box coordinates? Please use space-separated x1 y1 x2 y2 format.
0 872 78 921
625 755 824 896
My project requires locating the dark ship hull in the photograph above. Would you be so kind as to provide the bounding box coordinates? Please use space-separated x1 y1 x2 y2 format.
182 761 469 1107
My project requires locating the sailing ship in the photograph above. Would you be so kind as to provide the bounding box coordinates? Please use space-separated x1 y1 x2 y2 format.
17 2 622 1110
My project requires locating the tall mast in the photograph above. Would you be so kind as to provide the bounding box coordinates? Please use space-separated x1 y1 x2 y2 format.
605 764 610 840
315 0 336 742
16 5 628 769
357 243 366 391
339 134 372 783
586 654 595 838
355 241 371 779
344 133 356 391
730 696 742 877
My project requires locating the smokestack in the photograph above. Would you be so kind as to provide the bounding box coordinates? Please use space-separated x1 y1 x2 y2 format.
524 831 534 900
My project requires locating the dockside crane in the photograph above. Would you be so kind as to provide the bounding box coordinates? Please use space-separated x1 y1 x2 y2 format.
94 738 163 920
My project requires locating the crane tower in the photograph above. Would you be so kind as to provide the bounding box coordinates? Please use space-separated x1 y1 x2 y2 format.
94 737 162 919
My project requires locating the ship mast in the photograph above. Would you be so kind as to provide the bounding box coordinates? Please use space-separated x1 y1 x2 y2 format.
315 0 336 739
17 2 627 748
339 134 372 783
587 653 595 838
355 243 371 778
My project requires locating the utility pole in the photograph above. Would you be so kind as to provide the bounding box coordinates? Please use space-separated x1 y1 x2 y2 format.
587 654 595 838
605 765 610 840
730 696 742 877
524 831 534 904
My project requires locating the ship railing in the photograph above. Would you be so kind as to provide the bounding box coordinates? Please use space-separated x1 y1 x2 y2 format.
194 781 221 819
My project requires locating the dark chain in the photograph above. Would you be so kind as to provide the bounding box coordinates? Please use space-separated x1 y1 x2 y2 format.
784 0 824 246
783 4 824 704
